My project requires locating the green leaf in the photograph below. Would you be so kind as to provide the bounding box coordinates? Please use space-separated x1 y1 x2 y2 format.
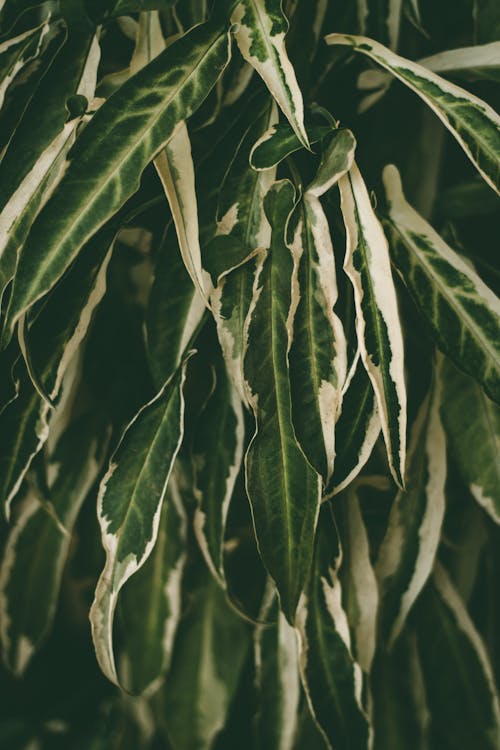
89 357 190 686
158 565 249 750
193 360 244 586
296 506 371 750
383 164 500 405
254 585 300 750
361 0 403 49
288 193 347 482
338 162 407 488
244 180 321 623
415 565 500 749
0 1 47 34
0 18 50 109
327 355 381 495
376 364 446 646
306 128 357 198
231 0 309 147
441 358 500 524
0 414 105 675
474 0 500 44
325 34 500 195
119 467 187 695
250 122 330 171
2 16 232 343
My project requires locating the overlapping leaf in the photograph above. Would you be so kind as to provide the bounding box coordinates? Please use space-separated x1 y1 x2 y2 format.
0 18 50 108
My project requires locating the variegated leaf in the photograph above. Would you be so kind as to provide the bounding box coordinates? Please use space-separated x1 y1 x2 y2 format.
0 18 50 109
250 122 330 171
419 41 500 83
296 506 371 750
2 17 232 343
306 128 357 198
337 486 379 673
288 193 347 482
193 361 244 586
416 565 500 749
339 162 407 487
244 180 321 623
119 468 187 696
325 34 500 195
159 564 249 750
231 0 309 147
0 414 105 675
383 164 500 405
376 364 446 647
90 357 190 686
441 358 500 523
255 584 300 750
327 354 381 496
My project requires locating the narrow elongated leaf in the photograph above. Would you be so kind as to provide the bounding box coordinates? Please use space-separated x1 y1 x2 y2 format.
441 358 500 523
327 354 381 495
0 18 50 109
0 1 47 33
254 585 300 750
288 193 347 482
363 0 402 49
231 0 309 147
244 180 321 623
339 162 407 487
383 164 500 405
0 415 105 675
2 17 232 343
306 128 357 197
416 565 500 749
90 358 189 686
193 361 244 585
159 565 249 750
119 468 187 696
296 506 371 750
250 122 330 171
419 42 500 83
376 367 446 647
325 34 500 195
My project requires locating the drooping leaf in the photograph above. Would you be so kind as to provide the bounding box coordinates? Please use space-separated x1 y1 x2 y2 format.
244 180 321 623
231 0 309 147
338 162 407 487
119 467 187 696
383 164 500 405
2 16 232 343
419 41 500 83
254 585 300 750
306 128 357 198
296 506 371 750
415 565 500 750
250 122 330 171
441 358 500 523
193 360 244 586
90 357 190 686
325 34 500 195
288 193 347 482
376 365 446 647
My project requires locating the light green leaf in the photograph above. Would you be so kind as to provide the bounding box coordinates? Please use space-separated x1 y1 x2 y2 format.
193 361 244 586
376 364 446 647
254 584 300 750
90 358 190 686
0 17 51 109
288 193 347 482
231 0 309 147
250 122 330 171
159 565 249 750
441 358 500 523
119 467 187 696
0 414 105 675
2 16 232 343
244 180 321 623
296 506 371 750
383 164 500 405
325 34 500 195
306 128 357 198
338 162 407 487
416 564 500 749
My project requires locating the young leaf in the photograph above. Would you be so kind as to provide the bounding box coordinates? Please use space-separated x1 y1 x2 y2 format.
231 0 309 147
296 506 371 750
244 180 321 623
254 585 300 750
288 193 347 482
441 358 500 524
119 468 187 696
376 365 446 647
2 17 232 343
90 358 190 686
383 164 500 405
339 162 407 488
325 34 500 195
